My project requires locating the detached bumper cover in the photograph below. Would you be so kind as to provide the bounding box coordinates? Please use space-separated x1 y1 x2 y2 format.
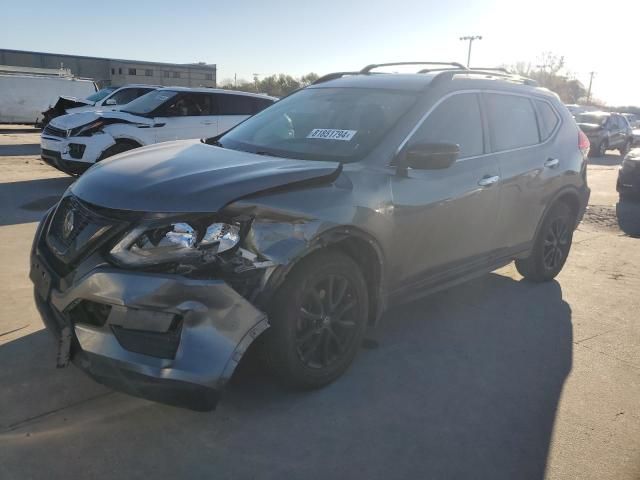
32 263 268 411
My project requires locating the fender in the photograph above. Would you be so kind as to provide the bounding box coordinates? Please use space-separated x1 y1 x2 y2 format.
254 224 388 326
530 184 588 246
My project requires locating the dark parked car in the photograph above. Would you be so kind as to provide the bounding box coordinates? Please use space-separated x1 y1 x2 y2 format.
30 62 590 410
576 111 633 157
617 147 640 199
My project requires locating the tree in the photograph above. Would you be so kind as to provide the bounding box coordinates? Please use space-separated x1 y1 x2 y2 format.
507 53 586 104
219 72 319 97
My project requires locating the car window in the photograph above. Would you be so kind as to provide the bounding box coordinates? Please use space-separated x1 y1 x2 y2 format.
535 100 560 141
120 90 179 116
411 93 484 158
164 93 212 117
252 97 275 114
218 94 255 115
218 87 417 162
109 88 152 105
485 93 539 151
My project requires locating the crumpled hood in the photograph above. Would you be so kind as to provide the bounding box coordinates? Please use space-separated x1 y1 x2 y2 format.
71 141 342 212
50 110 152 130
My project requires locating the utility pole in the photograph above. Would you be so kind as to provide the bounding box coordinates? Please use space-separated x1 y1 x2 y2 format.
586 71 596 105
252 73 260 91
459 35 482 67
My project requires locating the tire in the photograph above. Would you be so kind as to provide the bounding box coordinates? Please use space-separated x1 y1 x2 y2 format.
594 139 608 157
264 250 369 389
97 140 140 161
515 202 576 282
619 140 631 157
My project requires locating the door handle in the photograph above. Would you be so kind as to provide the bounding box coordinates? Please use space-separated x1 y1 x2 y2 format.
544 158 560 168
201 121 215 125
477 175 500 187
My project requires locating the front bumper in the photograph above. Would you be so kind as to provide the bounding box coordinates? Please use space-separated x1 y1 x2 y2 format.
31 253 269 411
40 133 115 173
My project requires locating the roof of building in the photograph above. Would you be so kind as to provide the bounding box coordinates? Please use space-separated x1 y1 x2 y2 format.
0 48 216 70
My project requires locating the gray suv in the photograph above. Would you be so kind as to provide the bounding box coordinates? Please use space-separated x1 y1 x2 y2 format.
30 62 590 410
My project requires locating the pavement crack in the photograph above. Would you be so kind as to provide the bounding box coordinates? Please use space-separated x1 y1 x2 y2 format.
0 325 30 337
2 391 114 432
574 328 618 345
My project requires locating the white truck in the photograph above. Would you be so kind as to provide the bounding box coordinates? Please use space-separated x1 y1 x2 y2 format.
0 66 96 125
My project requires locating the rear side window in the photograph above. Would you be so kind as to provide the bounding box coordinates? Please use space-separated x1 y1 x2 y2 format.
534 100 560 141
252 97 274 114
485 93 539 151
218 94 254 115
412 93 484 158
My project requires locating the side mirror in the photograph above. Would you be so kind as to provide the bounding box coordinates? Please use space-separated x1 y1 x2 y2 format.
397 142 459 175
104 98 117 106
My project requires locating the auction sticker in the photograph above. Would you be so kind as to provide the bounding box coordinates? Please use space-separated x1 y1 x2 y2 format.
307 129 357 141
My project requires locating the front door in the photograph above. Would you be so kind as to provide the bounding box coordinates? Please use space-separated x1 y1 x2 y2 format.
154 92 217 142
390 92 501 290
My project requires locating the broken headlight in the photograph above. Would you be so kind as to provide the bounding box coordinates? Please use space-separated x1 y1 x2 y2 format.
110 221 241 266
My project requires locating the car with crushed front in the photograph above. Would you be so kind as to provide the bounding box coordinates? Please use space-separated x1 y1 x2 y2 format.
30 62 590 410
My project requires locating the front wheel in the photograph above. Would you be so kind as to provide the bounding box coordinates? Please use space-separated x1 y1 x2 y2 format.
97 140 140 161
620 140 631 157
264 251 369 389
515 202 576 282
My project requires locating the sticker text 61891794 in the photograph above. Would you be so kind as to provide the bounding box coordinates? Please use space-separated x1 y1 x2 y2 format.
306 129 357 141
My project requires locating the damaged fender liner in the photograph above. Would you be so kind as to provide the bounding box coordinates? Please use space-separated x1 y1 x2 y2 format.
33 266 269 411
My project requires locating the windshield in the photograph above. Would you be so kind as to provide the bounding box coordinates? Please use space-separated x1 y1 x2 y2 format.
86 87 117 103
217 87 417 162
576 113 608 125
121 90 178 116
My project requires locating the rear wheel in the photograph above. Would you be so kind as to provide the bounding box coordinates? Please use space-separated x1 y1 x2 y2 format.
97 140 140 161
264 251 368 389
515 202 576 282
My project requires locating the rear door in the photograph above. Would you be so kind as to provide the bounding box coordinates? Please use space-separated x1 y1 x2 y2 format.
390 92 502 288
486 92 559 252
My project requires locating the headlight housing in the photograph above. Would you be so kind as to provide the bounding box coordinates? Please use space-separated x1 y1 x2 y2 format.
111 220 241 266
68 119 106 137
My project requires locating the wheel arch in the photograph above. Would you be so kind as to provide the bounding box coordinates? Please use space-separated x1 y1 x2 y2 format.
258 226 388 327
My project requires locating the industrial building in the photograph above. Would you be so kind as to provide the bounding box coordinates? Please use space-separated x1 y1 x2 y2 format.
0 48 216 88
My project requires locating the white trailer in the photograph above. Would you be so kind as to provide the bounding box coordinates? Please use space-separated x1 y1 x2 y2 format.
0 69 96 125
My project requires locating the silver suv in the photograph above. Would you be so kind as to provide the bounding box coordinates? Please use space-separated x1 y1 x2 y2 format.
30 62 590 410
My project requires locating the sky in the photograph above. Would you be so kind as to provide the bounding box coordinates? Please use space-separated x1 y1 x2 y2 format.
2 0 639 105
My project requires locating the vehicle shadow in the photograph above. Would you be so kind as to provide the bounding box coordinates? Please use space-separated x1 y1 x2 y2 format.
229 272 572 480
588 152 623 166
0 144 41 156
616 199 640 237
0 177 73 226
0 273 572 480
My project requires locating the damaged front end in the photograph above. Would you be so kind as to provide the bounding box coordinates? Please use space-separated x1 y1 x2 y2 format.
29 193 322 411
40 96 92 127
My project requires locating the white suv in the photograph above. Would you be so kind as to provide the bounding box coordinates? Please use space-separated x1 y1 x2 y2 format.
40 87 277 175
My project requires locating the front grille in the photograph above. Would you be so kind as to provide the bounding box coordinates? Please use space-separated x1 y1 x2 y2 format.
43 125 68 138
44 195 135 269
49 196 92 249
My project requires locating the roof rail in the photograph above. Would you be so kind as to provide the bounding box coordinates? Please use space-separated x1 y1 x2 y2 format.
312 71 359 85
467 67 511 73
430 69 538 87
360 62 467 74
